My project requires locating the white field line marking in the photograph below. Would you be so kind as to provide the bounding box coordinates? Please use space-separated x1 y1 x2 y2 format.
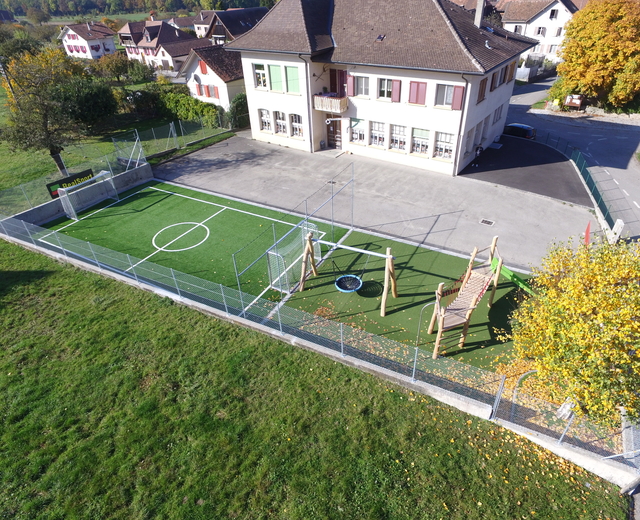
38 187 151 241
614 179 619 185
147 186 298 227
127 208 226 271
635 201 640 209
605 169 611 175
623 189 629 196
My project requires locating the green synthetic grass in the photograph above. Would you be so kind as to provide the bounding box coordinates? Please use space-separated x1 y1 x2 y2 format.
0 239 630 519
44 181 346 297
288 231 520 369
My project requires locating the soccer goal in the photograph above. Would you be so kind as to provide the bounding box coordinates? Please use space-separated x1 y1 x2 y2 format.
267 221 322 294
58 170 119 220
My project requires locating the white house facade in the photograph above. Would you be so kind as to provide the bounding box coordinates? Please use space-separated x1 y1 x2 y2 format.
227 0 535 176
59 22 116 60
181 46 245 110
500 0 579 63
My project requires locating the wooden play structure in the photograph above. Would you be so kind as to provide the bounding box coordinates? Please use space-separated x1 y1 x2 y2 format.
299 233 398 317
427 236 502 359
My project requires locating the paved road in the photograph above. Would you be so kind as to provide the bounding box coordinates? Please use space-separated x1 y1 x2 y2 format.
507 78 640 238
153 131 597 271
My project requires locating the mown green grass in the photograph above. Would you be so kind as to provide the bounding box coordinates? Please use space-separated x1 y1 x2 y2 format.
0 239 629 519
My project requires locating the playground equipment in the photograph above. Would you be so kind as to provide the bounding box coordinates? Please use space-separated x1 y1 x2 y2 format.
299 233 398 317
427 236 502 359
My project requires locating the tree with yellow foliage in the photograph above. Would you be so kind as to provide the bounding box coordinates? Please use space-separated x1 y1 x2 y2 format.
507 239 640 426
555 0 640 107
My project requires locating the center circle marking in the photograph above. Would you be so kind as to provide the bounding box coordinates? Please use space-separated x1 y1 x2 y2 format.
152 222 210 252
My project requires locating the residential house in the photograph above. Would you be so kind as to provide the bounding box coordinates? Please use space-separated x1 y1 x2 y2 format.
193 10 217 38
58 22 117 60
150 39 214 71
205 7 268 45
226 0 536 176
165 15 197 33
0 9 16 22
498 0 583 63
118 20 197 64
181 46 245 109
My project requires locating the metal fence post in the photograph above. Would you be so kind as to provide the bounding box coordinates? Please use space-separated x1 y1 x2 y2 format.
53 232 68 259
127 255 140 284
340 322 345 357
171 121 179 150
411 347 419 382
21 220 37 247
221 285 230 315
20 185 33 208
490 375 506 420
558 414 575 445
171 268 181 298
88 242 101 270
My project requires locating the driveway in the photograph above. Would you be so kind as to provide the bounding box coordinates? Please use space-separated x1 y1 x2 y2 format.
153 131 598 271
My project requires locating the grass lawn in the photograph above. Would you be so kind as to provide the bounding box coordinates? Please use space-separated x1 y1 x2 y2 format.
0 238 630 519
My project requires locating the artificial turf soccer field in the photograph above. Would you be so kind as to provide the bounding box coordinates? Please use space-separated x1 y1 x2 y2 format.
44 180 522 368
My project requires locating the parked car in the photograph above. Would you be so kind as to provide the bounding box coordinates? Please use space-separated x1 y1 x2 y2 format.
503 123 536 139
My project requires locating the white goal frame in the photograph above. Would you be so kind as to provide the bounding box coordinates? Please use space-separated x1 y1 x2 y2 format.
58 170 119 220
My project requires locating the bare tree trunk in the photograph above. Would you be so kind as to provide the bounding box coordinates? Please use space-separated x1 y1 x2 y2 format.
50 151 67 175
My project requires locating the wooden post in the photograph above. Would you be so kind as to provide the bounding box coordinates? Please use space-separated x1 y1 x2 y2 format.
432 315 445 359
458 294 479 348
462 246 478 289
428 282 444 334
381 249 391 317
489 236 499 263
488 257 503 307
298 233 316 292
388 248 398 298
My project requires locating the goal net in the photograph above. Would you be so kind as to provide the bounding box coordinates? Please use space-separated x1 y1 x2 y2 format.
267 221 322 293
58 170 119 220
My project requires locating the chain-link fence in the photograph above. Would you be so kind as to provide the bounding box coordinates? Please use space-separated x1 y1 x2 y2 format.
0 139 145 217
0 211 635 476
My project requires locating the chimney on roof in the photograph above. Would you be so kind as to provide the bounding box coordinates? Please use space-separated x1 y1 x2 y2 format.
176 29 179 37
474 0 484 28
86 22 91 31
201 12 204 20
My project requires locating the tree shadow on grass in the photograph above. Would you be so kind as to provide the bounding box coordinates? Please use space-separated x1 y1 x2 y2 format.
0 270 55 307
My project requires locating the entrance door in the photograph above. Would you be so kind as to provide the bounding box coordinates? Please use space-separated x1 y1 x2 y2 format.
326 114 342 149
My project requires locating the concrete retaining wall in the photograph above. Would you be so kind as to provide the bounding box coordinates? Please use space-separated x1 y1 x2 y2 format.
13 163 153 226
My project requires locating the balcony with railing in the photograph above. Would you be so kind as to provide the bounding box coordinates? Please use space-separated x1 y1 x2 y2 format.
313 94 348 113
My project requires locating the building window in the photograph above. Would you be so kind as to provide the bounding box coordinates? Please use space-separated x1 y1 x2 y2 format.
350 118 366 143
536 27 546 36
370 121 385 147
499 66 507 85
408 81 427 105
549 45 558 54
390 125 406 150
269 64 283 91
259 109 271 131
379 78 393 99
556 27 562 37
477 78 488 103
274 111 287 134
254 64 267 88
285 66 299 94
549 8 558 19
411 128 429 154
506 61 516 82
435 84 454 107
434 132 454 160
492 104 504 124
291 114 303 137
482 115 491 140
514 25 522 34
355 76 369 96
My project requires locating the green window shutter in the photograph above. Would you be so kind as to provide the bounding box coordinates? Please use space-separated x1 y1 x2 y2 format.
269 65 283 91
285 66 299 93
412 128 430 139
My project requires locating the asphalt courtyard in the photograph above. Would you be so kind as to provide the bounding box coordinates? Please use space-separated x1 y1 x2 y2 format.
153 130 597 271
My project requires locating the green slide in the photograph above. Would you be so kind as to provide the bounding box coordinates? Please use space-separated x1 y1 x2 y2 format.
491 258 535 295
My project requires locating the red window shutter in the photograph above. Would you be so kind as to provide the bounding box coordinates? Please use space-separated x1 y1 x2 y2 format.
409 81 418 104
205 85 211 97
346 75 354 97
199 60 207 74
195 84 202 96
213 86 219 98
330 68 337 93
452 86 465 110
417 82 427 105
391 80 401 102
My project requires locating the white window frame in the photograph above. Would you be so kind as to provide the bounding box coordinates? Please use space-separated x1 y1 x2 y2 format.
390 125 406 151
435 84 454 107
411 129 430 155
370 121 385 147
290 114 303 137
355 76 369 97
549 8 558 19
259 109 271 131
433 132 454 160
378 78 393 99
536 27 546 36
254 64 267 88
350 118 366 143
274 111 287 134
555 27 562 37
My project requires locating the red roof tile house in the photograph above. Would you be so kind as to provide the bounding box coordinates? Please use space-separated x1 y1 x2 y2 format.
58 22 117 60
226 0 536 175
181 46 245 110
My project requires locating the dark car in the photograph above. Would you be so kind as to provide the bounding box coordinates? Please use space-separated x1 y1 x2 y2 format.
503 123 536 140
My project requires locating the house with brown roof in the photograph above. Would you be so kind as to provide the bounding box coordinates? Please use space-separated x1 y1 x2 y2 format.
205 8 269 45
0 9 16 22
147 39 214 71
118 20 198 65
498 0 579 64
180 46 245 109
226 0 536 175
58 22 117 60
194 10 218 38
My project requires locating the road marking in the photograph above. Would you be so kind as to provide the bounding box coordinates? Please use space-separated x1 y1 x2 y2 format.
597 138 607 141
616 136 629 139
613 179 619 185
604 169 611 175
635 201 640 209
623 189 629 196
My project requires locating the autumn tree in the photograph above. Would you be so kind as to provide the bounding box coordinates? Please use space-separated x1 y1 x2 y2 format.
0 48 117 173
555 0 640 107
25 7 51 25
92 51 130 83
507 239 640 426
